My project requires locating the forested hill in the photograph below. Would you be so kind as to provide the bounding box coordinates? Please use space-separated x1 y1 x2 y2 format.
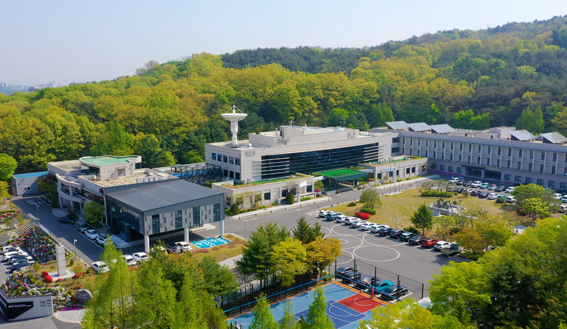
3 15 567 174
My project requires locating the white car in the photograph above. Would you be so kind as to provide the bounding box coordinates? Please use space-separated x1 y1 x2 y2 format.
174 242 193 252
85 229 99 240
122 254 138 266
96 235 107 245
505 186 515 193
561 205 567 213
471 181 482 188
1 246 22 254
487 193 498 200
434 241 450 251
506 196 516 203
352 220 364 228
343 217 357 225
335 215 347 223
3 251 26 260
359 222 373 231
92 261 109 274
370 224 388 233
133 252 149 263
7 254 33 263
349 219 361 227
318 210 330 218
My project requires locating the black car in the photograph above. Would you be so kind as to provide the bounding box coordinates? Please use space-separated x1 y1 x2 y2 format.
495 186 506 192
408 236 426 245
399 231 415 241
341 270 361 284
355 274 376 290
58 216 76 224
463 181 472 187
478 192 488 198
456 180 464 185
377 227 393 236
389 229 403 239
9 262 30 273
455 187 464 193
335 266 354 276
470 190 479 196
380 285 409 301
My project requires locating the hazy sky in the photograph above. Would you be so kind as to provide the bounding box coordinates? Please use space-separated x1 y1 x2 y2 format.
2 0 567 86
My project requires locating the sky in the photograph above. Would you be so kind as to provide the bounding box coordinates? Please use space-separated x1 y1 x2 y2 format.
1 0 567 86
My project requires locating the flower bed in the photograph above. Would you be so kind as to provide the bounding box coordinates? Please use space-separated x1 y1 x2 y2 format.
1 272 77 310
7 227 65 263
355 212 370 220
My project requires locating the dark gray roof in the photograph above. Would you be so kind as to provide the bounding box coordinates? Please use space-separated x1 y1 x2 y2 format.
430 124 455 134
107 179 221 212
386 121 408 130
540 132 567 144
408 122 431 132
510 130 535 141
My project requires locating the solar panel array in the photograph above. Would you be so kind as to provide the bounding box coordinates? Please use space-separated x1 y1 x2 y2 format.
540 132 567 144
386 121 409 130
408 122 431 132
510 130 535 141
430 124 455 134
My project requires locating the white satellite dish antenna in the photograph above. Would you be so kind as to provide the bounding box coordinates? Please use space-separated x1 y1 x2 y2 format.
221 105 247 147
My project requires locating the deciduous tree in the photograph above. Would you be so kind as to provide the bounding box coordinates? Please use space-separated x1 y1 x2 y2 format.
523 198 549 222
305 288 334 329
306 237 341 278
360 189 381 210
0 153 17 181
410 203 434 235
249 294 279 329
271 237 307 287
358 297 434 329
83 202 105 226
453 228 485 254
280 300 297 329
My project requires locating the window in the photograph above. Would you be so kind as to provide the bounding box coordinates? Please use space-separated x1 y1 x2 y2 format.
442 141 445 148
425 151 428 157
468 155 471 163
264 192 271 201
552 166 556 175
504 174 511 181
553 153 557 161
459 154 462 162
508 148 512 156
193 206 200 227
235 172 240 180
418 139 420 146
402 138 405 144
536 178 544 185
392 147 400 153
529 163 532 171
393 137 400 143
518 162 521 170
525 177 532 184
498 147 501 155
175 211 182 229
496 159 500 167
406 167 410 174
152 215 160 234
477 157 481 164
529 150 534 159
451 142 454 150
282 189 288 197
433 152 436 158
460 143 463 151
223 155 228 163
229 171 234 179
212 153 217 161
469 144 472 151
229 156 234 164
448 166 454 172
478 145 481 152
540 165 544 173
410 138 413 145
450 154 453 161
561 182 567 189
457 167 463 174
541 152 545 160
235 158 240 165
519 150 523 157
409 149 413 155
23 186 31 191
213 204 220 222
412 167 416 173
426 140 429 147
217 154 223 162
488 146 491 154
434 141 437 147
507 160 511 168
565 167 567 176
486 158 490 166
549 180 556 188
306 185 312 192
223 169 228 177
439 165 445 170
441 154 444 160
515 175 522 182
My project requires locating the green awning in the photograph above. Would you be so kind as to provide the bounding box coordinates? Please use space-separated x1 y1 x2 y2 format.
318 169 367 181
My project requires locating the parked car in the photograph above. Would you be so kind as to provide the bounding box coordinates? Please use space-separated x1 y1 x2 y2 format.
440 242 462 256
9 262 30 273
371 280 395 293
487 193 498 200
84 229 99 240
132 252 149 263
165 244 183 254
92 261 109 274
174 242 193 252
349 219 361 227
335 266 354 276
488 184 497 190
506 196 516 203
479 182 490 189
434 241 450 251
343 217 357 225
561 195 567 203
505 186 515 193
477 192 488 198
388 228 402 239
74 221 89 233
58 216 76 224
335 215 347 223
1 246 21 255
3 250 26 259
4 252 30 263
399 231 415 241
449 177 459 183
554 193 562 200
380 285 409 301
561 205 567 213
356 274 376 290
495 185 506 192
378 227 393 236
319 210 330 218
96 235 107 245
370 224 388 233
122 254 138 266
471 181 482 188
352 220 364 228
496 195 507 203
10 257 35 266
325 212 341 221
470 190 479 197
341 270 361 284
455 187 464 193
408 236 426 245
456 180 464 186
463 181 472 187
359 222 373 231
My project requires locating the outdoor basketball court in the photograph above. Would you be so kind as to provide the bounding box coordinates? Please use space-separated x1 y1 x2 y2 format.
228 282 387 329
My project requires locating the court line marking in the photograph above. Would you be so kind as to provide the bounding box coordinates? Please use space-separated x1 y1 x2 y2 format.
352 245 400 262
362 234 407 247
336 250 354 265
327 301 362 318
352 297 374 307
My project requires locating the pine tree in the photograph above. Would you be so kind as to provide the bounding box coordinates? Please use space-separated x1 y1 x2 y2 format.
286 192 295 204
516 109 534 132
280 300 298 329
292 217 315 244
249 295 279 329
305 288 334 329
410 203 434 236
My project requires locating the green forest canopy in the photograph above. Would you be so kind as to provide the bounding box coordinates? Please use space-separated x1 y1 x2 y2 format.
4 15 567 173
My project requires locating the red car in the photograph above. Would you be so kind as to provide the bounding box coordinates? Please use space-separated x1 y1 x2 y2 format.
421 238 438 248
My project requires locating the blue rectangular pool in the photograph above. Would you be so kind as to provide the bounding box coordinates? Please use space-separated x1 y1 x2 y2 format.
192 237 230 249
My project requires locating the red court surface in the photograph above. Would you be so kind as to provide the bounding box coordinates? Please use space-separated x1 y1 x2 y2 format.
338 294 382 313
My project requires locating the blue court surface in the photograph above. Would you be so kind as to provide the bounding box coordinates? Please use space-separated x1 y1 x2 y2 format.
228 282 385 329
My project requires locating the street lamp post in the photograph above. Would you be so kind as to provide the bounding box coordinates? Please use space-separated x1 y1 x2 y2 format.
73 239 77 260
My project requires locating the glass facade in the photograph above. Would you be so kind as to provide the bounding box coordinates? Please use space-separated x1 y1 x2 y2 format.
260 143 379 179
213 204 220 222
193 206 200 227
175 210 182 229
152 214 160 234
110 201 142 242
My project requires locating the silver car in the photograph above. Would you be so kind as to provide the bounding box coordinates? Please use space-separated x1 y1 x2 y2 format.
370 224 388 233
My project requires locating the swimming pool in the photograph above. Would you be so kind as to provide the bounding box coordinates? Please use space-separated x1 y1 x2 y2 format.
192 237 230 249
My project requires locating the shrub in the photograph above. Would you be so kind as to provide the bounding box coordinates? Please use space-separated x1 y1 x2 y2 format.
421 191 453 197
69 259 74 266
300 197 311 202
56 278 63 282
41 271 48 276
403 226 420 235
516 207 528 216
44 274 53 283
360 207 376 215
230 203 240 215
495 198 505 204
355 212 371 220
285 192 295 204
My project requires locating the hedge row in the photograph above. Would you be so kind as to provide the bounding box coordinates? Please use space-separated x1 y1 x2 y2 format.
355 212 370 220
421 191 453 197
360 207 376 215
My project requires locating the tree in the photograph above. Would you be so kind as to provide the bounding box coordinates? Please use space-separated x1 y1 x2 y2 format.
512 183 558 208
292 217 324 245
453 228 485 254
249 294 279 329
523 198 549 222
476 217 514 248
199 255 238 304
271 237 307 286
90 121 133 156
358 297 434 329
410 203 434 235
237 223 289 288
306 237 341 278
0 181 10 204
360 189 381 209
304 288 333 329
83 202 105 226
280 300 297 329
0 154 17 181
435 216 454 240
328 108 349 126
286 192 295 204
135 134 176 168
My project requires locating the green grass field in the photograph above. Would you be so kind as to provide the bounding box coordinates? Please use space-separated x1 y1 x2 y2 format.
323 189 518 231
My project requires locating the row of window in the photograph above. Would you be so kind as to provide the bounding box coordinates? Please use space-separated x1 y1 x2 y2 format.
223 170 241 181
151 204 221 234
503 174 558 188
404 138 565 161
437 165 463 174
212 153 241 165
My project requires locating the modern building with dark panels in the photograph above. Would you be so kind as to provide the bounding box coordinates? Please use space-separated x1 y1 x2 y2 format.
106 179 224 252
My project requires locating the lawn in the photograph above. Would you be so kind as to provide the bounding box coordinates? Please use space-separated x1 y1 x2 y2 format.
323 189 519 231
190 234 246 262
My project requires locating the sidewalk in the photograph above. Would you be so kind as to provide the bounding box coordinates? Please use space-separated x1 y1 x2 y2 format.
54 308 84 324
229 196 332 220
219 254 242 269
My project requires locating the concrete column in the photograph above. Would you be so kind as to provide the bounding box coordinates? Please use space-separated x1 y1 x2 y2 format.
56 245 66 277
297 184 301 203
219 219 225 237
144 234 150 254
184 227 190 243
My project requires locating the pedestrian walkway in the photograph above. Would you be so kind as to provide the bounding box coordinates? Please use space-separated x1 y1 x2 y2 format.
219 254 242 269
54 308 84 324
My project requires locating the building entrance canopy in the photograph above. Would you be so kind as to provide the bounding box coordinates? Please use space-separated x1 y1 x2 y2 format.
318 169 367 181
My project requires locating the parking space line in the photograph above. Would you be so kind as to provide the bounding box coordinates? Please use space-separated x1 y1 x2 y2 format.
74 228 104 249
